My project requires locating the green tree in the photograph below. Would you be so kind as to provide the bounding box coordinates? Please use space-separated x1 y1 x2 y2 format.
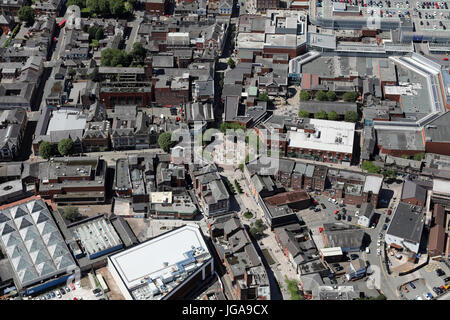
227 58 235 69
413 152 425 161
250 222 264 239
285 277 305 300
298 110 310 118
18 6 35 25
220 122 245 133
382 169 397 179
299 90 311 101
66 0 86 7
327 111 339 121
401 154 411 159
86 0 100 13
39 141 55 160
258 92 270 102
314 110 327 120
58 138 74 156
158 132 175 153
315 90 327 101
61 206 80 222
130 42 146 63
344 111 358 123
109 0 125 15
101 48 129 67
326 91 337 101
362 161 382 174
343 91 358 102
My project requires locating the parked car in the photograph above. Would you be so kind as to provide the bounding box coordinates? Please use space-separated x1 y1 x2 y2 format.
59 288 66 295
332 263 341 268
56 291 61 299
444 277 450 283
65 286 70 293
314 207 321 212
402 285 409 293
387 209 392 215
93 288 102 294
410 282 416 289
347 216 352 222
321 203 326 209
46 293 51 299
365 247 370 254
433 287 441 295
50 292 55 298
70 283 76 290
382 224 388 231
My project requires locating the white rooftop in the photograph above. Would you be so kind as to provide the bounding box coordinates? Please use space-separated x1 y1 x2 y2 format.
433 179 450 196
363 175 383 194
287 119 355 154
46 109 87 133
109 224 210 290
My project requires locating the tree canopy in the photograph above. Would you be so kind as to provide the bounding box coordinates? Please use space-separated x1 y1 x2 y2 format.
343 91 358 102
39 141 55 160
413 152 425 161
362 161 382 174
344 111 358 123
258 92 270 102
315 90 327 101
299 90 311 101
314 110 327 120
158 132 175 153
58 139 74 156
326 91 337 101
298 110 310 118
101 43 146 67
18 6 35 25
61 206 80 222
327 111 339 121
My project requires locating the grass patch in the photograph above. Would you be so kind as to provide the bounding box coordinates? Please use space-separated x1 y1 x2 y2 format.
261 248 275 265
243 211 253 219
285 277 305 300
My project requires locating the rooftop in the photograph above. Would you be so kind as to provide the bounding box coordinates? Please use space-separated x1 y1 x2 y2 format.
108 225 211 300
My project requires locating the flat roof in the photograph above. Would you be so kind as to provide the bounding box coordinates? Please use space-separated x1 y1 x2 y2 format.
73 218 122 258
386 202 424 244
109 225 210 292
287 119 355 154
150 192 173 204
46 109 87 133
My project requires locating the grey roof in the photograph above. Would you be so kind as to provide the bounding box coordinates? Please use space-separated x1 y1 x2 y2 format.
386 202 424 244
299 101 357 115
152 55 174 68
185 102 214 122
424 111 450 143
323 223 365 249
222 84 243 97
376 129 425 151
401 180 426 203
359 203 374 219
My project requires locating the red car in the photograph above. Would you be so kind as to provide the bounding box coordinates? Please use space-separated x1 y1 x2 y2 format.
313 200 318 205
443 57 449 61
387 209 392 215
334 210 339 214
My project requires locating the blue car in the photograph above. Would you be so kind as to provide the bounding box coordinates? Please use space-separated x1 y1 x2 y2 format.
50 292 55 298
382 224 388 230
347 216 352 222
410 282 416 289
45 293 51 299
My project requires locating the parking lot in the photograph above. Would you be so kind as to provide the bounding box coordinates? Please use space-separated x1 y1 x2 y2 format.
30 275 105 301
319 0 450 34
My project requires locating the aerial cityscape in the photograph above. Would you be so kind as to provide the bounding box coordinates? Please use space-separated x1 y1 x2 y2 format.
0 0 449 304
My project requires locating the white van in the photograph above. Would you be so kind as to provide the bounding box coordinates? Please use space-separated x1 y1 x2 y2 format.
365 247 370 254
